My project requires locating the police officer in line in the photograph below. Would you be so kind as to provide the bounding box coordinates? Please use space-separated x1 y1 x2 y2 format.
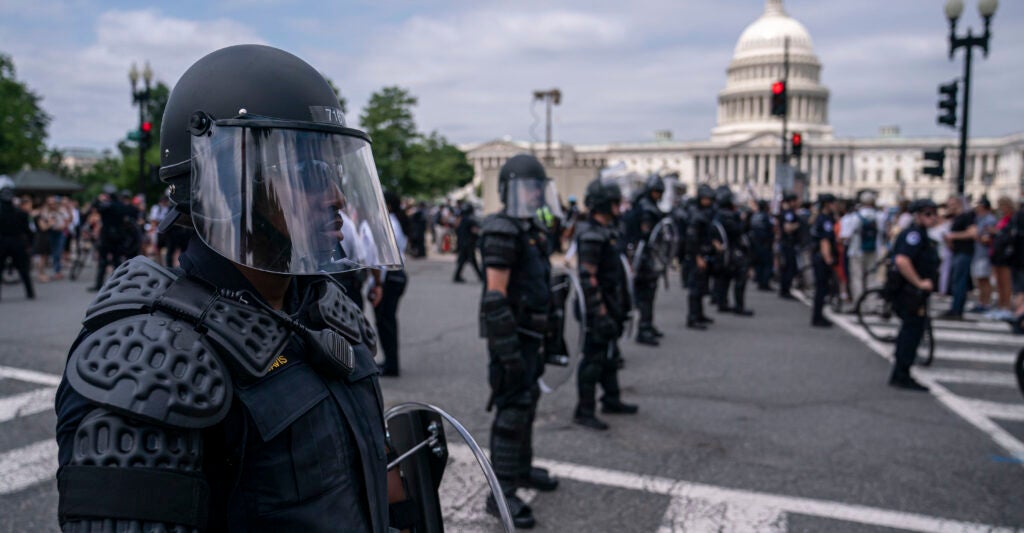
750 199 775 292
712 188 754 316
88 185 134 292
777 191 801 300
887 199 940 392
453 203 483 283
670 184 690 278
684 184 717 330
56 45 422 532
479 153 561 528
811 193 838 327
626 174 667 345
0 179 35 301
574 177 639 431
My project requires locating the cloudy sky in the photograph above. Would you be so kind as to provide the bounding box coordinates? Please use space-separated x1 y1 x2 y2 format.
2 0 1022 152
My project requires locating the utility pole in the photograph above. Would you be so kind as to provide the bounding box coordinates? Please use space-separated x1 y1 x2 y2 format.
781 37 789 164
532 89 561 166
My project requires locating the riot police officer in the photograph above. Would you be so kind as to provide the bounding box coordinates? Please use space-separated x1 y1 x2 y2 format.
887 199 940 391
778 192 801 300
88 185 133 292
811 194 838 327
626 174 667 345
0 179 34 301
55 45 418 532
479 153 561 528
574 177 638 431
750 200 775 291
685 184 717 330
712 188 753 316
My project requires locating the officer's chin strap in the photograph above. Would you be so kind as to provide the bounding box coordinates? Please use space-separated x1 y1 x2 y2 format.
385 402 515 533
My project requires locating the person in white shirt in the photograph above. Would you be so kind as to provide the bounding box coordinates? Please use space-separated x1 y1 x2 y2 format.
839 191 882 307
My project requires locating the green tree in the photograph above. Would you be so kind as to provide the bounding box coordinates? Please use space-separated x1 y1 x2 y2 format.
359 86 472 197
0 53 50 175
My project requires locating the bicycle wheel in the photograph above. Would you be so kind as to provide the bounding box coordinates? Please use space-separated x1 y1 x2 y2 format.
1016 348 1024 399
916 319 935 366
69 256 83 281
856 288 897 343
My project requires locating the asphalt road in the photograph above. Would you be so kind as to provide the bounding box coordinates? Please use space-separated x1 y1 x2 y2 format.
1 256 1022 532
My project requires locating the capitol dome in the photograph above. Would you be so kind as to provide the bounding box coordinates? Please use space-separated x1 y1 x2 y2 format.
711 0 833 142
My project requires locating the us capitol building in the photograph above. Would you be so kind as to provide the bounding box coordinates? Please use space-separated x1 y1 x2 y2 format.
464 0 1024 212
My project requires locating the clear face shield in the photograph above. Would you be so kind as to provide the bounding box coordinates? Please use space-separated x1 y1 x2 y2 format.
504 177 564 225
189 114 402 275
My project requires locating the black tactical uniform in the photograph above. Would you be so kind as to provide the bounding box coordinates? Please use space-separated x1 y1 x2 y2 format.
90 192 134 291
0 186 35 301
750 200 775 291
888 199 940 391
55 45 414 533
685 185 716 330
777 193 800 299
811 194 837 327
712 191 753 316
627 175 666 345
574 178 638 431
453 204 482 282
479 154 560 528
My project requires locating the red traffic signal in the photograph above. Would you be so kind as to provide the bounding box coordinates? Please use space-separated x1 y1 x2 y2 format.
770 81 787 117
141 121 152 133
790 132 803 157
771 81 785 95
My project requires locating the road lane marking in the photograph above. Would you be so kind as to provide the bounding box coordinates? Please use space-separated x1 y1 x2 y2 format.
0 439 57 495
861 324 1023 347
658 496 787 532
960 398 1024 422
0 388 55 423
922 347 1015 365
0 366 61 387
918 368 1017 388
794 292 1024 467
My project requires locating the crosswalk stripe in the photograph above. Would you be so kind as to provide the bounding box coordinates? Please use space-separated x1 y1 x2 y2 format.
924 347 1015 365
960 398 1024 422
864 324 1023 347
0 388 56 424
0 439 56 495
0 366 61 387
927 319 1015 333
916 369 1017 388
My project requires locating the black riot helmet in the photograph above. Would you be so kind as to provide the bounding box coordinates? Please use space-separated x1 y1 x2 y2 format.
159 44 401 275
584 178 622 215
497 154 562 220
715 186 734 209
645 174 665 195
697 184 714 200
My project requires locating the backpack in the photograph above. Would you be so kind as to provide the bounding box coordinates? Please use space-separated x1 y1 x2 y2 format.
857 212 878 253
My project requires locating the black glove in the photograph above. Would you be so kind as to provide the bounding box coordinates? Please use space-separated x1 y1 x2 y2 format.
595 314 622 342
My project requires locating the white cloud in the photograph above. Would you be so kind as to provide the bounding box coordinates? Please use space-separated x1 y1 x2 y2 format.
11 9 263 149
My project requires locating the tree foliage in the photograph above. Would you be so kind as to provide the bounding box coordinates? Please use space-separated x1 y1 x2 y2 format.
0 53 50 175
359 86 472 198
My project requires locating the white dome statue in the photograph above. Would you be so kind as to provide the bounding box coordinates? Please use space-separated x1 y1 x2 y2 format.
711 0 833 142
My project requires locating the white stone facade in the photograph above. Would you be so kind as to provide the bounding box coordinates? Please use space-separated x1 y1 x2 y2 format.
464 0 1024 213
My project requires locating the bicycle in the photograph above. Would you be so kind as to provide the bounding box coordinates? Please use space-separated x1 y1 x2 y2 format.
855 286 935 366
69 237 94 281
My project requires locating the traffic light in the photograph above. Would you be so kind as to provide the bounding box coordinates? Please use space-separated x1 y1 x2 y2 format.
790 132 803 158
140 121 153 146
923 148 945 178
771 81 787 117
937 81 958 128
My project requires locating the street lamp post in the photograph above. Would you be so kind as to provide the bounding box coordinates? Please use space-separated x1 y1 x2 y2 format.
129 61 153 198
944 0 998 196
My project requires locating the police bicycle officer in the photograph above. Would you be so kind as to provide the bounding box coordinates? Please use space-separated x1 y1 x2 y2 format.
0 178 35 301
478 153 561 528
55 45 423 532
811 193 838 327
685 184 717 330
573 177 638 431
778 191 801 300
886 199 940 392
625 174 667 346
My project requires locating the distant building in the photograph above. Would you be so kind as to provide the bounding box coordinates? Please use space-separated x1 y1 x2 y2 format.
465 0 1024 212
60 147 106 172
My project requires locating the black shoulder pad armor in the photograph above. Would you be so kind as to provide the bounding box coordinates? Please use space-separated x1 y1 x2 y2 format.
82 256 177 328
67 312 232 429
301 279 378 356
481 214 521 268
577 226 607 265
